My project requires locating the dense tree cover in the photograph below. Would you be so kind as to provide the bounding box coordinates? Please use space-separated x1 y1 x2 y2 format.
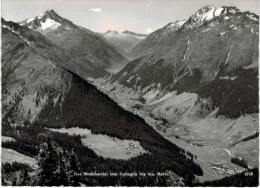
2 121 257 186
2 162 32 186
33 140 81 186
2 140 81 186
2 162 32 175
2 121 202 186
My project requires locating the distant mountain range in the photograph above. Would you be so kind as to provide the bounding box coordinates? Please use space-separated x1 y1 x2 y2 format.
103 30 147 59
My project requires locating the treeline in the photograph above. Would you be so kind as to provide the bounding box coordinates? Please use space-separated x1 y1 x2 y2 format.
2 121 202 186
1 140 182 186
2 162 32 186
3 120 257 186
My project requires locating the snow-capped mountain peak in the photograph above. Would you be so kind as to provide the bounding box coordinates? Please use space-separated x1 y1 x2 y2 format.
184 5 217 29
21 9 76 31
194 5 216 20
183 5 241 30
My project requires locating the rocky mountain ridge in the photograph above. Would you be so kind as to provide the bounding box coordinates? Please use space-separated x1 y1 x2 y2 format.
114 5 258 104
21 10 128 76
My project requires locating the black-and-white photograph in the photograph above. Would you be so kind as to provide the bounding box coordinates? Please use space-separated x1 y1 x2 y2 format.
1 0 259 186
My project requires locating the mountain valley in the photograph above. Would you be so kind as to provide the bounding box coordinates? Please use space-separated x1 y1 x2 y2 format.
89 5 259 183
1 4 259 186
2 17 202 186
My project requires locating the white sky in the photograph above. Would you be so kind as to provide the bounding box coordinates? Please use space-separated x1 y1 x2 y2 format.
2 0 259 34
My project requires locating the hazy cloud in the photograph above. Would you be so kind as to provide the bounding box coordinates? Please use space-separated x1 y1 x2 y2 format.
88 8 103 13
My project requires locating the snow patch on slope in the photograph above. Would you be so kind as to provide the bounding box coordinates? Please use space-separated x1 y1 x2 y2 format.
201 6 215 21
214 7 224 16
40 18 61 30
246 14 258 21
